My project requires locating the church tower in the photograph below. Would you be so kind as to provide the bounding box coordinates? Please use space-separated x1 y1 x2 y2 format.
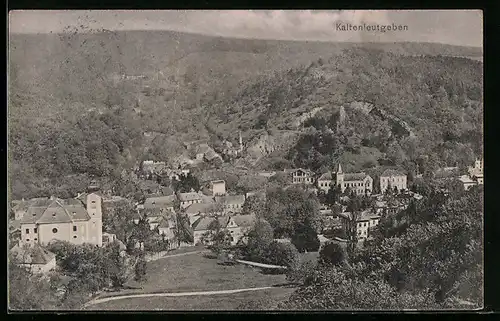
86 184 103 247
335 163 344 192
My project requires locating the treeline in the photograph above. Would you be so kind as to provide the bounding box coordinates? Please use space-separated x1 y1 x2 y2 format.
9 107 143 199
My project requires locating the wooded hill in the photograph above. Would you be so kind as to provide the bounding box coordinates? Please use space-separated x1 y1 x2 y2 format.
9 30 483 198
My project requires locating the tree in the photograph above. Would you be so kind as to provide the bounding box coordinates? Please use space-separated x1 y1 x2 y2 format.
265 241 300 268
134 253 147 282
291 219 320 253
245 219 274 261
319 242 348 266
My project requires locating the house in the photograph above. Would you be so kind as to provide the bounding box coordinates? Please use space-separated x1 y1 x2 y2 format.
192 214 256 246
468 159 484 185
11 198 50 221
210 180 226 196
204 149 223 165
223 195 246 213
318 164 373 195
380 169 408 194
138 208 176 230
459 175 477 191
157 218 178 249
317 172 334 193
284 168 314 185
20 192 103 247
192 217 217 245
143 195 177 213
338 211 381 240
141 160 168 176
178 192 202 209
185 202 222 224
102 232 117 246
10 243 57 274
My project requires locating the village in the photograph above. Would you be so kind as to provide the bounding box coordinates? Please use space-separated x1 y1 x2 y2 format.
8 134 484 278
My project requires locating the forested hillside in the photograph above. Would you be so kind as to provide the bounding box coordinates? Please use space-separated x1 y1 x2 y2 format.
207 48 483 176
9 29 483 199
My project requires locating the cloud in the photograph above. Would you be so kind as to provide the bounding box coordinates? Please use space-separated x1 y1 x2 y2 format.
9 10 482 47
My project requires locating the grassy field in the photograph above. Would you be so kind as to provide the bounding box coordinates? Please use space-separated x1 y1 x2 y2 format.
87 287 296 310
100 252 289 298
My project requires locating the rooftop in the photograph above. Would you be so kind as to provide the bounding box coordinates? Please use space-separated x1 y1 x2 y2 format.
10 244 56 265
338 210 381 222
318 172 333 181
381 169 406 177
178 192 202 202
344 172 369 182
231 214 256 228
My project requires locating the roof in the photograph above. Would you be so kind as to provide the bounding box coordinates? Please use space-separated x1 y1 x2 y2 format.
21 200 91 224
178 192 201 202
338 211 381 222
158 217 175 229
10 244 56 265
204 149 222 161
381 169 406 177
161 186 175 196
459 175 476 184
284 168 313 175
185 202 215 215
344 172 369 182
9 220 21 231
211 180 226 185
192 217 215 231
224 195 246 205
195 144 211 155
318 172 333 181
144 195 176 209
231 214 256 228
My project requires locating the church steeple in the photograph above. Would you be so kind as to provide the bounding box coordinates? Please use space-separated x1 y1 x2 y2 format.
337 163 343 174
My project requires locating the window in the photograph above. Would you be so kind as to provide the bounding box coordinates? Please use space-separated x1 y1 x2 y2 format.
52 228 58 233
34 228 37 233
91 200 96 204
34 238 37 241
73 236 77 239
26 239 30 242
26 229 29 234
73 226 77 232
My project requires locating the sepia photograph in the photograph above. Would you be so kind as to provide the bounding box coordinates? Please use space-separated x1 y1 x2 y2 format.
8 10 483 311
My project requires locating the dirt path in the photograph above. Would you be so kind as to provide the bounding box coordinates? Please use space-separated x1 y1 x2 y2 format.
83 286 275 308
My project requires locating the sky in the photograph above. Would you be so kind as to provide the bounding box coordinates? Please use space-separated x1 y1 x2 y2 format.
9 10 483 47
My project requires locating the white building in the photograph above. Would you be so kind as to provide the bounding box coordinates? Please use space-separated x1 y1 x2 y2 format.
380 169 407 194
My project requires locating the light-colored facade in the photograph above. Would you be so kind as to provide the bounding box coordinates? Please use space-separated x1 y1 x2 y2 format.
19 193 103 247
210 180 226 196
178 192 202 209
318 164 373 195
192 214 255 246
285 168 314 185
380 169 407 194
339 211 380 240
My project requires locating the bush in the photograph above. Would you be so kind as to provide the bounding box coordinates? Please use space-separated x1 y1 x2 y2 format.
264 241 300 269
319 242 348 266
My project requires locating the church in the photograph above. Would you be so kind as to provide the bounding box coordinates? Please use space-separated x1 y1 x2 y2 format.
18 185 103 247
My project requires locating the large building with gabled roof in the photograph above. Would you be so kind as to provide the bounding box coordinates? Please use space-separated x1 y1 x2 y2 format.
380 169 407 194
317 163 373 195
19 192 103 247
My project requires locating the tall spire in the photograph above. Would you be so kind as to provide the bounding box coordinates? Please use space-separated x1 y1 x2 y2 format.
337 163 343 174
